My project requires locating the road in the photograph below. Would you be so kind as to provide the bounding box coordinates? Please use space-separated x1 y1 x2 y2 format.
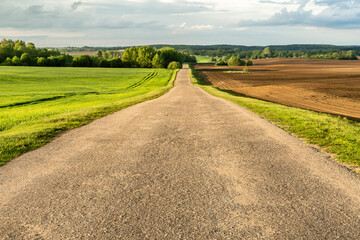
0 66 360 239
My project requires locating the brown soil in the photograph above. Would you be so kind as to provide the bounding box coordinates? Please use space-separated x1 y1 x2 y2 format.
195 58 360 121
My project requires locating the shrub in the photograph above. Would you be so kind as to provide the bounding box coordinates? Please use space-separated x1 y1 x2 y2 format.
20 53 32 65
109 58 122 68
246 60 253 66
37 57 47 66
12 56 22 66
2 57 12 66
228 56 246 66
98 59 110 68
167 61 182 69
73 55 92 67
215 60 227 66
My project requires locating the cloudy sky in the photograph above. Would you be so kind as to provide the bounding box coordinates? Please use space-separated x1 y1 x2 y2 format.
1 0 360 47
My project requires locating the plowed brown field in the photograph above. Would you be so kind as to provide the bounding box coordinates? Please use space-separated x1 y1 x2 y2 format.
195 58 360 121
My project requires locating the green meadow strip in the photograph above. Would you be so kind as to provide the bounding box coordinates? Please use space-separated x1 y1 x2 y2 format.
189 65 360 171
0 67 178 166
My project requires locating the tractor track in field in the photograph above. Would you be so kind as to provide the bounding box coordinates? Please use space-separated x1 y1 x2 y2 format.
127 71 159 89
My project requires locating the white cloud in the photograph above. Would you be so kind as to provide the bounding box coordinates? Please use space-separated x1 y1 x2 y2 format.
174 22 215 31
0 0 359 46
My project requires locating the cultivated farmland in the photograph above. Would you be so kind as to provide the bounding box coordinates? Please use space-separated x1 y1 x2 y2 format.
195 58 360 121
0 66 176 165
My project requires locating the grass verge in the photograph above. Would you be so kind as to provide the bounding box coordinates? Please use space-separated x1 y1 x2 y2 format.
189 64 360 172
0 69 179 166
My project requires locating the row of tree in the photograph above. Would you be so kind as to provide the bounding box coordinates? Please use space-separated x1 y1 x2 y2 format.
0 39 197 68
0 39 60 64
205 47 357 61
72 46 196 68
121 46 196 68
215 55 253 67
247 47 357 60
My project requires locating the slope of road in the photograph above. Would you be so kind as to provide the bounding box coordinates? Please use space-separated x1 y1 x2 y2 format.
0 66 359 239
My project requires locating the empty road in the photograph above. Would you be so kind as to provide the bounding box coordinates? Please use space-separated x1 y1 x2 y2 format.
1 66 360 239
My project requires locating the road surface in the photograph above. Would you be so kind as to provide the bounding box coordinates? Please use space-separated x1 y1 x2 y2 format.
1 66 360 239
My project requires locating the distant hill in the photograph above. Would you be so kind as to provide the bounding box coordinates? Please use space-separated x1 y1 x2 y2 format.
55 44 360 53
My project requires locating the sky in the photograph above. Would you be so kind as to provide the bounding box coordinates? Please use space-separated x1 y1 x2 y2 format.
0 0 360 47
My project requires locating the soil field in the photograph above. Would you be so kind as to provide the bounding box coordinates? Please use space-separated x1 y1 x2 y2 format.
195 58 360 121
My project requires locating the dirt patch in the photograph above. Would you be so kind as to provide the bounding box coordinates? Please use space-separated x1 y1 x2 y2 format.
195 58 360 120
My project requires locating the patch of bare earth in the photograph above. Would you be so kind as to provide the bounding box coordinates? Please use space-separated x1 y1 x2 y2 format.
196 58 360 120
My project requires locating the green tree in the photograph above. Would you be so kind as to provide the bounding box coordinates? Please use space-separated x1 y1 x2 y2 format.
122 47 139 67
263 47 272 58
152 53 165 68
137 46 156 68
97 50 103 58
161 47 183 67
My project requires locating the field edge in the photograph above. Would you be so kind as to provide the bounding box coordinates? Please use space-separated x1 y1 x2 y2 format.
188 64 360 173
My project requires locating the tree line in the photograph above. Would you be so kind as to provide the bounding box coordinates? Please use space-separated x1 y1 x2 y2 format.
163 44 360 60
0 39 196 68
211 47 357 66
214 55 253 67
236 47 357 60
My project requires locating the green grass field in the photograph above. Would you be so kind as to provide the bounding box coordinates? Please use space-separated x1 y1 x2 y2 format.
189 65 360 172
0 66 177 166
195 55 213 63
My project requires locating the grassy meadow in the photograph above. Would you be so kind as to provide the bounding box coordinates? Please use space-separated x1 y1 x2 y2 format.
189 65 360 172
0 66 177 166
195 55 213 63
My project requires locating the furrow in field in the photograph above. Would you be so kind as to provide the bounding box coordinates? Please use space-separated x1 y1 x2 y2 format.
127 71 159 89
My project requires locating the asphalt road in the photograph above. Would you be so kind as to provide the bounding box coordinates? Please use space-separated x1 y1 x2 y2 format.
1 66 360 239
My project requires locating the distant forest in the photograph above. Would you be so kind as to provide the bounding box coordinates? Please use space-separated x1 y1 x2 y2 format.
58 44 360 60
0 39 358 68
0 39 196 68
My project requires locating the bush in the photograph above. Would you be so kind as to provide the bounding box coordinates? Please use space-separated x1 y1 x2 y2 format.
228 56 246 66
12 56 22 66
215 60 227 66
37 57 47 66
2 57 12 66
246 60 253 66
167 61 182 69
20 53 32 65
73 55 92 67
98 59 110 68
109 58 122 68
